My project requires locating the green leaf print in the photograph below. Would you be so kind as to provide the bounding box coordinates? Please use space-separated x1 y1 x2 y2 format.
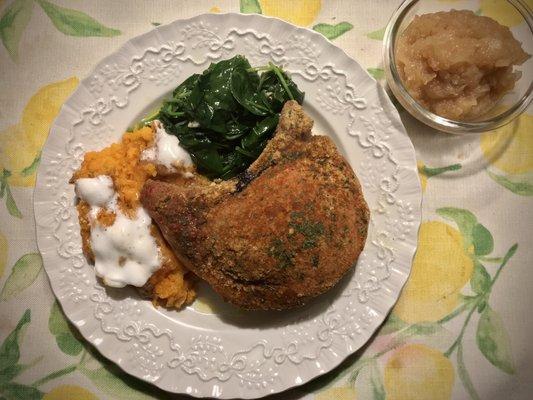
0 253 42 300
20 152 41 177
457 342 481 400
0 0 33 61
48 301 83 356
437 207 477 250
471 261 491 295
500 243 518 268
0 309 30 373
4 186 22 219
366 26 385 40
0 170 22 218
487 170 533 196
477 299 488 313
368 360 386 400
420 163 462 178
0 382 43 400
312 22 353 40
36 0 121 37
404 322 443 336
347 358 385 399
0 364 25 385
0 169 10 197
387 322 445 351
0 356 41 386
240 0 262 14
437 207 493 256
367 67 384 80
55 333 83 356
471 223 494 256
476 306 515 374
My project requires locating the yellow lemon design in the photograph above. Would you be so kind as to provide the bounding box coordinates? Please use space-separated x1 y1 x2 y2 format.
480 112 533 175
43 385 98 400
417 161 428 192
480 0 533 27
392 221 474 323
0 77 78 187
209 6 221 13
315 386 356 400
384 344 454 400
260 0 322 26
0 124 39 187
22 77 79 150
0 232 7 278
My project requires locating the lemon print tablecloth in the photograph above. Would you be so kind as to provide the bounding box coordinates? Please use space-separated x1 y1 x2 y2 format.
1 1 532 399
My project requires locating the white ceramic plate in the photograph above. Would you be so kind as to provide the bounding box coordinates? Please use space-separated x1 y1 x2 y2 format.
34 13 421 399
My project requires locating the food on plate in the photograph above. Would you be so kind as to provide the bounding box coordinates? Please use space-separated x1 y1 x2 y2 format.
72 55 368 311
71 125 197 309
396 10 530 121
141 101 369 310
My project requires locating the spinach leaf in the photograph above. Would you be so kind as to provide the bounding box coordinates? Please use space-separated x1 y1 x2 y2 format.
259 68 305 111
231 66 271 116
195 57 247 129
241 114 279 155
156 55 304 180
171 73 201 116
225 119 251 140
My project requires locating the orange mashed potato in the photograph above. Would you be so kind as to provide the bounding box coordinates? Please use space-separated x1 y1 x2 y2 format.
396 10 530 121
71 126 196 309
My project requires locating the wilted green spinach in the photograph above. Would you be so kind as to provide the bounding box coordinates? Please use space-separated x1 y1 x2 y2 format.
152 55 304 179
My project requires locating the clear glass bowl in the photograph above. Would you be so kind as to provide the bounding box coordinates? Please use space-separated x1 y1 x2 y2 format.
383 0 533 134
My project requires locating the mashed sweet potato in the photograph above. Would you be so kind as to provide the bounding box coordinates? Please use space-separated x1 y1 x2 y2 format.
72 127 157 216
72 126 196 309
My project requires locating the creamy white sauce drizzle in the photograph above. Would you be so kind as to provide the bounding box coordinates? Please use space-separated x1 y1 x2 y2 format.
90 207 160 288
142 120 192 169
74 175 161 288
75 176 114 207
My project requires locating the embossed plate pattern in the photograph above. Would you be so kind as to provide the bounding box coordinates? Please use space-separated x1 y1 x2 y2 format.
34 13 421 399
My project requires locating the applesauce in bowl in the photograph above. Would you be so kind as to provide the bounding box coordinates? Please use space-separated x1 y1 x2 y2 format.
383 0 533 134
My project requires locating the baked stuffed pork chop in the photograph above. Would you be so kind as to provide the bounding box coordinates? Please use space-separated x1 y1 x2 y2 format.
141 101 369 310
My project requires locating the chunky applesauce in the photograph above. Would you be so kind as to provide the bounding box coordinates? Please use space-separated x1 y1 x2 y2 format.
396 10 530 121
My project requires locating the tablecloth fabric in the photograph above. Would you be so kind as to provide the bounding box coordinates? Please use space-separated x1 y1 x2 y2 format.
1 1 532 399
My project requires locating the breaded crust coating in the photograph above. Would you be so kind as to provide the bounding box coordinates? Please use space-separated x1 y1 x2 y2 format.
141 101 369 310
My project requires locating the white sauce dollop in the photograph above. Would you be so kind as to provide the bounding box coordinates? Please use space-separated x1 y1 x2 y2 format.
74 175 161 288
142 120 192 169
75 176 114 207
91 207 160 288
